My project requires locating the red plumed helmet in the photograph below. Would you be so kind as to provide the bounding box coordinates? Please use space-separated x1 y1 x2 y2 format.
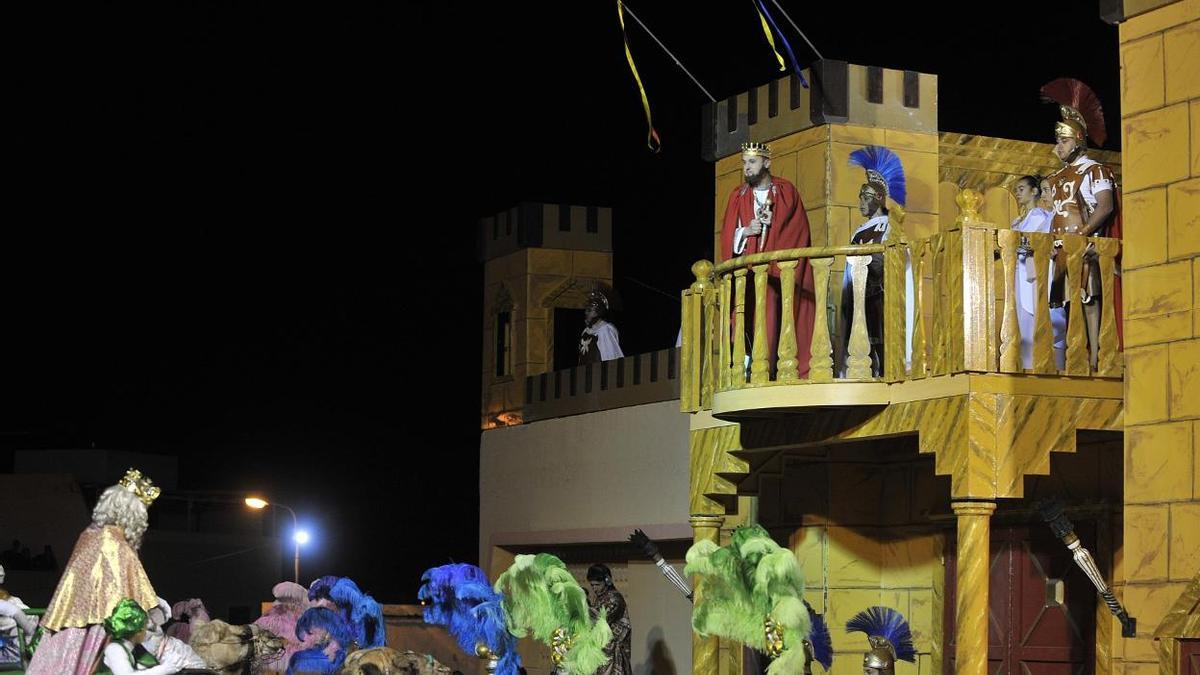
1041 78 1107 147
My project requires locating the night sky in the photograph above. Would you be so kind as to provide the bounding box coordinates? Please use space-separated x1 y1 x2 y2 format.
6 1 1119 602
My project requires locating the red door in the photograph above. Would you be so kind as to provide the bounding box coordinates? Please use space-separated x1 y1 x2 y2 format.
1181 639 1200 675
946 524 1097 674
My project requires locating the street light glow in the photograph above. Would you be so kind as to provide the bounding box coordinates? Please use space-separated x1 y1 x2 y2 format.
244 494 304 582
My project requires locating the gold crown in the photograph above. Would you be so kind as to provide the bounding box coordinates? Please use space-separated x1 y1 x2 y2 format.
740 142 771 158
117 468 161 506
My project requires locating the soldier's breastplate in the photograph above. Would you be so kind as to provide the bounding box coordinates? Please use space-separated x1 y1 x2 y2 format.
1051 207 1086 235
1051 174 1087 235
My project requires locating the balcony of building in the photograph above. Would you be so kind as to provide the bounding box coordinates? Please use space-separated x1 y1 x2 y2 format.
680 216 1124 504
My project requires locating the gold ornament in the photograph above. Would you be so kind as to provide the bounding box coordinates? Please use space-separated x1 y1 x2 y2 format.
551 627 575 665
117 468 161 506
741 142 772 158
763 617 785 658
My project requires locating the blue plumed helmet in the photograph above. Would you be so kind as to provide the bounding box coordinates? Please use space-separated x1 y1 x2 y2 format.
845 606 915 674
849 146 906 208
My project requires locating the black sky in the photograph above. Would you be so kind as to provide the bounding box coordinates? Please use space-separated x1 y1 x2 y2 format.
6 1 1119 602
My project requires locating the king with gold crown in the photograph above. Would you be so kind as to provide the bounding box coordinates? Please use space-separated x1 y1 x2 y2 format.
719 141 817 380
26 468 162 674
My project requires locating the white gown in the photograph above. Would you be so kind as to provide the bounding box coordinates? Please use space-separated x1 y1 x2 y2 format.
1011 207 1053 368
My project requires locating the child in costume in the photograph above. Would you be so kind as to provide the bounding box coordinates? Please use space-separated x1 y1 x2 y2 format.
0 564 38 665
101 598 189 675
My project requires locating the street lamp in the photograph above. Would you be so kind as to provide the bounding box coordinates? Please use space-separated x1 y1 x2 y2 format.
245 496 303 583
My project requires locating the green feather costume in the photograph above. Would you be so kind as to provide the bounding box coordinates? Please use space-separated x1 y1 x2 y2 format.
685 525 811 675
494 553 613 675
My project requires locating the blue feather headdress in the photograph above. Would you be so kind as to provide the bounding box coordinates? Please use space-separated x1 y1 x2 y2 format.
308 575 342 603
419 563 522 675
845 606 916 665
848 145 906 208
804 600 833 672
330 577 386 649
288 607 355 675
419 564 489 627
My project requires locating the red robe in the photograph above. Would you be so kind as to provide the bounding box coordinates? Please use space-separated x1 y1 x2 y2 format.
720 176 816 377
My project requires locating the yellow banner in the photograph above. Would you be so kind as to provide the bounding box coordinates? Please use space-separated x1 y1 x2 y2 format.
617 1 661 152
755 2 787 71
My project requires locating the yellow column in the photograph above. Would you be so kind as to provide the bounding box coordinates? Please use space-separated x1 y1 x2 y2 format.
690 514 724 675
952 500 996 675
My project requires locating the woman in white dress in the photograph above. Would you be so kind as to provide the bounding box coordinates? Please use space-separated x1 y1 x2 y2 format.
1011 175 1053 369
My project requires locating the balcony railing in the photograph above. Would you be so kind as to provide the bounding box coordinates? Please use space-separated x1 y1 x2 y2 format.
681 226 1122 412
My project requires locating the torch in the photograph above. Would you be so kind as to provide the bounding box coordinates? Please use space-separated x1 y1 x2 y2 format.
629 529 693 602
1036 498 1136 637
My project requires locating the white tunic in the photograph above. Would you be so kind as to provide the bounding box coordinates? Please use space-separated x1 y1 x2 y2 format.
1011 207 1053 369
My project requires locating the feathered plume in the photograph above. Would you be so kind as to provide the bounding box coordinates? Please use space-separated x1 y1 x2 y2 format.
805 600 833 672
308 575 342 604
849 145 906 207
419 563 490 629
329 578 385 649
685 525 811 675
494 553 613 675
1041 78 1107 146
288 607 355 675
845 606 916 664
420 563 521 675
254 582 313 670
474 598 522 675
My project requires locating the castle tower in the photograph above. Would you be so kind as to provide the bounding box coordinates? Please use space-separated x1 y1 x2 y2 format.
478 202 613 428
704 61 941 249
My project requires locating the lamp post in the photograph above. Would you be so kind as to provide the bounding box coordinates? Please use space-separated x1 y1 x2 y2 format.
245 497 303 583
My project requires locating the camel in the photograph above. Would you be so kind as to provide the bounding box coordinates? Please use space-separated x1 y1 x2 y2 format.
189 619 285 675
338 647 452 675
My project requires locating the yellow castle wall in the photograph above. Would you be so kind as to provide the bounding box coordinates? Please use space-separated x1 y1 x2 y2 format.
480 248 614 427
747 451 950 675
1117 2 1200 672
734 432 1123 675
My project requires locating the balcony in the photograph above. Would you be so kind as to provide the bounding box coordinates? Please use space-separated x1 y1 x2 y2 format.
680 225 1124 501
